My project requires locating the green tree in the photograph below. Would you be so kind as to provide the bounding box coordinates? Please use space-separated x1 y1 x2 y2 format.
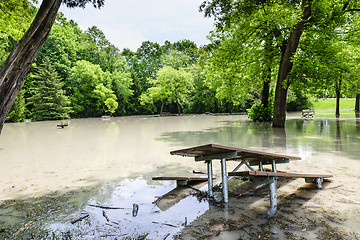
0 0 37 64
67 60 104 117
93 83 118 115
28 58 71 121
110 69 133 115
0 0 104 133
141 66 194 115
6 90 26 122
201 0 360 127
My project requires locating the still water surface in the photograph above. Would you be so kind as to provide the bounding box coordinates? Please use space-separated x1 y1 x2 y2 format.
0 114 359 238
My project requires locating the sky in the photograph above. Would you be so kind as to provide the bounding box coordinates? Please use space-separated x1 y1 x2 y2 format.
58 0 215 51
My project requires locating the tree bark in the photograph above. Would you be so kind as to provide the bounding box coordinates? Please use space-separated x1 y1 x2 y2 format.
272 0 312 128
261 71 270 108
355 93 360 112
335 79 341 118
0 0 62 133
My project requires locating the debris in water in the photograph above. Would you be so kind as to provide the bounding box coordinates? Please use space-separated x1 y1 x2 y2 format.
132 203 139 217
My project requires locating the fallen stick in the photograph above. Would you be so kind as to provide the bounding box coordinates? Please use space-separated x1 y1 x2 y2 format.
88 204 129 210
70 214 89 224
163 233 171 240
102 210 110 222
152 221 179 228
188 186 202 193
132 203 139 217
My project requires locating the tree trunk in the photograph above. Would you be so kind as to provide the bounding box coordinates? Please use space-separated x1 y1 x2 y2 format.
0 0 62 133
176 99 181 115
335 79 341 118
355 93 360 112
261 32 272 108
228 101 232 114
160 100 164 115
272 0 312 128
261 74 270 108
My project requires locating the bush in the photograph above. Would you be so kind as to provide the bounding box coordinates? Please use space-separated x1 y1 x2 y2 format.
286 90 313 111
248 102 273 122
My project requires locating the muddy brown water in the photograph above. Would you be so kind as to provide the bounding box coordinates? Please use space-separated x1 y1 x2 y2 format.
0 114 359 239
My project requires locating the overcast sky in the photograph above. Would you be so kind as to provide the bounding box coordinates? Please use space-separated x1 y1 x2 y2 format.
58 0 215 51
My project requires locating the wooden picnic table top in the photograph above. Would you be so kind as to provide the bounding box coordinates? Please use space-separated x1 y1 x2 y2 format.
170 144 301 163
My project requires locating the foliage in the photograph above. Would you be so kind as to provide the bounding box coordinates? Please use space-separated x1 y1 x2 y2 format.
6 90 26 122
93 83 118 115
140 65 194 114
28 58 71 121
3 0 360 123
286 90 313 112
0 0 37 64
248 101 273 122
67 60 106 117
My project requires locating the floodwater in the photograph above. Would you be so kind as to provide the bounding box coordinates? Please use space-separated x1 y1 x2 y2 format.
0 114 359 239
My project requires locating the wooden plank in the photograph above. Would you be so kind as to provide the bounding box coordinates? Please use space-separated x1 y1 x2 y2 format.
152 176 211 181
228 171 333 178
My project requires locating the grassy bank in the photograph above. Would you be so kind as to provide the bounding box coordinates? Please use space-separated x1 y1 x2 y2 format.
313 98 356 109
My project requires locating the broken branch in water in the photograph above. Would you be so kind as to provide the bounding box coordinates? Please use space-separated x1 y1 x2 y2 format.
102 210 110 222
88 204 129 210
70 213 89 224
132 203 139 217
152 221 179 228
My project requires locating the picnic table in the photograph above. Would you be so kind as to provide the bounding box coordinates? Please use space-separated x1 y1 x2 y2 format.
168 144 332 217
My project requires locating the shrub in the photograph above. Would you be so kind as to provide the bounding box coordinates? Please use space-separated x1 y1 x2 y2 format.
248 102 273 122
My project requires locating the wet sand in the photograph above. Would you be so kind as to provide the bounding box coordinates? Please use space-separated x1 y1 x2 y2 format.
1 114 359 239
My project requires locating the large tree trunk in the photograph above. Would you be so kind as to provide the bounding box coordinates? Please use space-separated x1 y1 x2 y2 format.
355 93 360 112
0 0 62 133
272 0 312 128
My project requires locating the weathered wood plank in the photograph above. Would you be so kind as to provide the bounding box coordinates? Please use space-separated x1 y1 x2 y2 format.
228 171 332 178
152 177 210 181
170 144 301 161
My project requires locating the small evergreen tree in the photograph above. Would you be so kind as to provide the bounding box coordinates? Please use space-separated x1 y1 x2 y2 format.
28 58 71 121
6 90 26 122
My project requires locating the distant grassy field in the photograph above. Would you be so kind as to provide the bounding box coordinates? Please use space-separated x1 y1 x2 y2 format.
313 98 355 109
311 98 357 118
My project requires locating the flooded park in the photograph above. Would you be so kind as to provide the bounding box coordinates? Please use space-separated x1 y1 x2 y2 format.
0 113 360 239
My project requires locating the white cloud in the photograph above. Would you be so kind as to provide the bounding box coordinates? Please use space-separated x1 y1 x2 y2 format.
59 0 214 51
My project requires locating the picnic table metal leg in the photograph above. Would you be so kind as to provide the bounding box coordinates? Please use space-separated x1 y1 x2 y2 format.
259 161 264 171
272 160 278 185
207 160 213 197
221 158 228 203
267 159 278 217
267 177 277 217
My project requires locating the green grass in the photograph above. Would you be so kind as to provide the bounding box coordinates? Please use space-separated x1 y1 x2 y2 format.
312 98 356 109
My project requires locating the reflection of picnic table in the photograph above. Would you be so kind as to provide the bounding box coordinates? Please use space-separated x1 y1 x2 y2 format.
302 109 315 118
168 144 332 217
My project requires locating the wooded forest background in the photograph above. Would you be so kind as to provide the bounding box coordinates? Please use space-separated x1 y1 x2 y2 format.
1 0 360 123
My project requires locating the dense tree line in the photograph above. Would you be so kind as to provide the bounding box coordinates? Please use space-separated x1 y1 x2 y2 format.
2 0 360 125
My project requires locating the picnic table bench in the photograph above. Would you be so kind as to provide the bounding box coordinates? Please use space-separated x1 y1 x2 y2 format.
167 144 332 217
152 176 212 187
228 171 332 190
302 109 315 118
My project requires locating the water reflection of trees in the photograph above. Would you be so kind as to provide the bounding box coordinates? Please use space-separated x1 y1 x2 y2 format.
158 118 360 160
